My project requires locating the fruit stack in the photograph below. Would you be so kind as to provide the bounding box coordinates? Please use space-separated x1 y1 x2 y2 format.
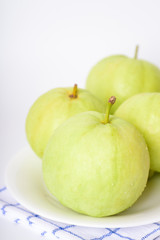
26 46 160 217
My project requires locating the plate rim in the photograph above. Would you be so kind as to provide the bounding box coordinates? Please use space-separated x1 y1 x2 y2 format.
5 147 160 228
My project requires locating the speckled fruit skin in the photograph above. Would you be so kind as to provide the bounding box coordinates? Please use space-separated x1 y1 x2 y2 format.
86 55 160 113
115 92 160 172
26 88 105 158
43 111 149 217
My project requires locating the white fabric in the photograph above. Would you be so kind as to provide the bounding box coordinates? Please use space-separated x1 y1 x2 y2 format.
0 186 160 240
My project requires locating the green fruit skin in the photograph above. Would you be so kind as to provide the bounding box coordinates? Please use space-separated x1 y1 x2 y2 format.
115 92 160 172
43 111 149 217
26 88 105 158
86 55 160 113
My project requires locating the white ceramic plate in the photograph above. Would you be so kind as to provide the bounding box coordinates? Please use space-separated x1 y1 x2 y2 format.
5 147 160 228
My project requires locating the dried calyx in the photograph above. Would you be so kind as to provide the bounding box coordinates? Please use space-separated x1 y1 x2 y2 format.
69 84 78 99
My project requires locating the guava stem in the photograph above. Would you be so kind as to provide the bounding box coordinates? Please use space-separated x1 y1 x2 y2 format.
103 96 116 124
134 45 139 59
69 84 78 98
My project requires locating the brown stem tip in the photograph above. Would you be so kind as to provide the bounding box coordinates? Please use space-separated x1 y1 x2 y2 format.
108 96 116 105
69 84 78 98
134 45 139 59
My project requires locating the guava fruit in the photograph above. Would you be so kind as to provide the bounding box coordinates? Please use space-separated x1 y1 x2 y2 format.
86 46 160 113
26 84 105 158
43 97 149 217
115 92 160 172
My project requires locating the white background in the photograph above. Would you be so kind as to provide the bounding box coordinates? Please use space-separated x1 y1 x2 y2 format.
1 0 160 239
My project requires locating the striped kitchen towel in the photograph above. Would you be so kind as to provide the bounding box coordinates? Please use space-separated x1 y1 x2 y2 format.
0 186 160 240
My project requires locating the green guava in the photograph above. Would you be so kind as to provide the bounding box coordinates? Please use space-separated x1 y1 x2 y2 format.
86 46 160 113
26 85 105 158
43 97 149 217
115 92 160 172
